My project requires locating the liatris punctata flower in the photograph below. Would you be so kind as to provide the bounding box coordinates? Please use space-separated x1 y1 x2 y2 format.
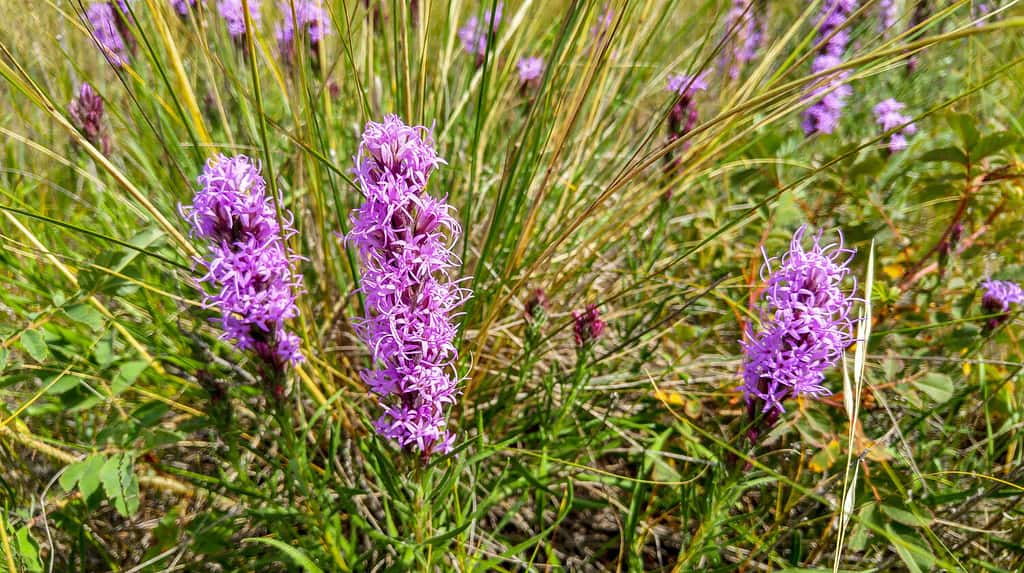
517 56 544 87
180 155 304 380
878 0 898 33
664 73 707 173
802 1 858 136
572 304 606 347
85 3 131 67
171 0 199 16
346 115 469 457
980 279 1023 329
69 83 112 155
721 0 765 79
873 98 917 152
459 2 502 64
740 226 856 440
275 1 330 63
524 288 550 324
218 0 261 39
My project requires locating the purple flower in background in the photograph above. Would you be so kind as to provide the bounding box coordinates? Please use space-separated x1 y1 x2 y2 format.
85 3 130 66
459 2 502 62
346 115 470 457
740 226 856 438
572 304 606 347
802 1 858 136
171 0 199 16
664 73 707 172
873 98 917 152
276 0 331 62
878 0 898 33
69 83 112 155
981 279 1023 328
517 56 544 85
591 3 614 44
180 155 304 381
218 0 261 39
721 0 765 79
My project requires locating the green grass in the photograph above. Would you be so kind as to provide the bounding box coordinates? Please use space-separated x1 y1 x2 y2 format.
1 0 1024 570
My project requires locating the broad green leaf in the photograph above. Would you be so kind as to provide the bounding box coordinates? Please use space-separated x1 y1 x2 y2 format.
973 132 1018 158
77 454 107 499
20 329 48 362
914 373 954 404
15 526 43 573
0 347 8 371
64 304 104 331
882 503 933 527
112 361 149 395
918 146 967 165
46 375 81 394
100 453 140 517
243 538 325 573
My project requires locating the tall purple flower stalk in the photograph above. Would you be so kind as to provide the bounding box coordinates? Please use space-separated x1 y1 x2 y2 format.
218 0 261 40
275 1 331 63
69 83 112 155
180 155 304 387
802 0 858 136
721 0 765 79
873 98 916 153
346 115 470 457
740 226 856 442
459 2 502 66
981 279 1023 329
85 3 131 67
664 73 707 174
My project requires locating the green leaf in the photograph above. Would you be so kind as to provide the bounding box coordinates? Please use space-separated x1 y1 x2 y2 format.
243 538 325 573
14 526 43 573
949 113 980 150
886 525 936 572
973 131 1018 158
20 329 48 362
918 146 967 165
100 453 139 517
914 372 954 404
46 375 81 394
64 304 104 331
882 503 933 527
76 454 107 499
0 347 8 371
112 361 149 395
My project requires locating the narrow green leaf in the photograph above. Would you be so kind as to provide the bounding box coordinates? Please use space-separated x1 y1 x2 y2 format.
914 373 954 404
243 538 325 573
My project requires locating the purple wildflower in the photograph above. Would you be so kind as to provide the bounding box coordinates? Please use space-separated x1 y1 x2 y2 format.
721 0 765 79
591 3 614 45
981 279 1023 329
275 0 331 62
572 304 606 347
346 115 469 457
85 3 130 67
664 73 708 173
218 0 261 39
524 288 550 323
171 0 199 16
517 56 544 86
459 2 502 63
873 98 916 153
802 1 858 136
740 226 856 437
878 0 898 33
180 155 304 380
69 83 112 155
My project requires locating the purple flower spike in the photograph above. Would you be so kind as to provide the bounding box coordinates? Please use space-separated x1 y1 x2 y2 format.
172 0 199 16
180 155 304 380
878 0 898 33
722 0 765 79
664 73 708 173
85 3 131 67
218 0 261 39
459 2 502 62
517 56 544 85
346 115 470 457
69 83 112 155
873 98 916 153
276 1 331 62
802 1 858 136
981 279 1023 329
740 226 856 436
572 304 606 347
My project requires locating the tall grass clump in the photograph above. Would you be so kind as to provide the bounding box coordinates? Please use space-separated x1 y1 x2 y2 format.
1 0 1023 570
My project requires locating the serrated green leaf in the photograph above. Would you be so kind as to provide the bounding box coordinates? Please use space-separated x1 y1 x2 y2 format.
243 538 325 573
64 304 104 331
77 454 106 499
20 329 48 362
59 458 89 492
914 372 954 404
101 453 139 517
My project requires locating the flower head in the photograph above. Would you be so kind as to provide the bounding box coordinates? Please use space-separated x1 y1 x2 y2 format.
802 1 858 136
85 3 130 66
180 155 304 374
517 56 544 84
722 0 765 79
275 1 331 61
218 0 261 38
664 73 708 169
346 115 469 457
981 279 1023 328
873 98 916 153
459 2 502 58
666 73 708 98
69 83 112 155
171 0 199 16
740 226 856 417
572 304 606 347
